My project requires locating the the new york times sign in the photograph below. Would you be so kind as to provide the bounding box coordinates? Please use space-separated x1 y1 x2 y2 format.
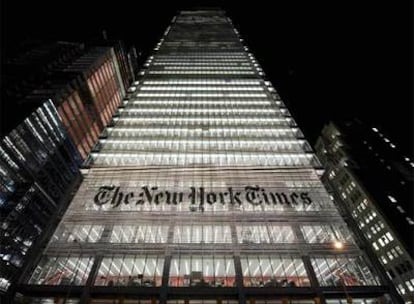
94 186 312 211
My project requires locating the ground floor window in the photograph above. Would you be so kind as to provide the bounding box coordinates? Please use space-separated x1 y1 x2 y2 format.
169 255 235 287
94 255 163 287
311 256 379 287
28 255 94 286
240 256 310 287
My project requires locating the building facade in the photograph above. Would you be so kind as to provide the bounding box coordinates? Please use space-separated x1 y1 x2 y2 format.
315 120 414 302
13 10 403 304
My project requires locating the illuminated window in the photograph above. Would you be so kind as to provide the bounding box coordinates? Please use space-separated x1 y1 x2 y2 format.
237 225 295 244
95 255 163 287
311 256 378 287
173 225 232 243
28 256 94 285
301 225 352 244
52 224 104 243
169 256 235 287
241 256 310 287
110 225 168 243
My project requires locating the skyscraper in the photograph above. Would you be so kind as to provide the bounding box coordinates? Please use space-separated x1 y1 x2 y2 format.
11 9 403 304
1 43 136 296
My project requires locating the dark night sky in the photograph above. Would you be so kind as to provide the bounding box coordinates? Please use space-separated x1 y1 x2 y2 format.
1 1 413 153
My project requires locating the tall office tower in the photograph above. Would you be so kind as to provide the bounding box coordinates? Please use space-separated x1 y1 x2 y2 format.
14 10 403 304
315 120 414 302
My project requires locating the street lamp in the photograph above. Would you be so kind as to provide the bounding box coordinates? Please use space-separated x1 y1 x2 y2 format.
333 240 344 250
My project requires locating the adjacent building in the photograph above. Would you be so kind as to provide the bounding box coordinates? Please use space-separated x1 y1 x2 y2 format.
315 120 414 302
7 9 405 304
1 42 137 297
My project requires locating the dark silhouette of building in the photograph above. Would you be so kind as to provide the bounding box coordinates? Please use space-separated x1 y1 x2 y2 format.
315 119 414 301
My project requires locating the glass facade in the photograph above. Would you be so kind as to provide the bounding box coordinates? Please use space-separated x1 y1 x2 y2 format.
58 47 125 161
0 100 82 293
18 9 394 304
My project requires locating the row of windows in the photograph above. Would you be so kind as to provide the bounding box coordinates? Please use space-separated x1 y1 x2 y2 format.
153 59 250 63
120 108 279 115
130 100 277 106
152 62 251 66
159 66 253 70
29 255 377 288
397 279 414 295
162 41 240 46
356 210 377 227
380 246 404 265
371 235 393 251
116 117 291 124
52 224 351 245
113 121 292 129
153 55 248 59
92 152 316 167
142 80 261 85
139 86 264 91
135 93 267 97
107 127 299 139
117 113 283 120
148 71 256 75
102 138 304 145
157 49 245 54
100 140 306 154
157 47 244 52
